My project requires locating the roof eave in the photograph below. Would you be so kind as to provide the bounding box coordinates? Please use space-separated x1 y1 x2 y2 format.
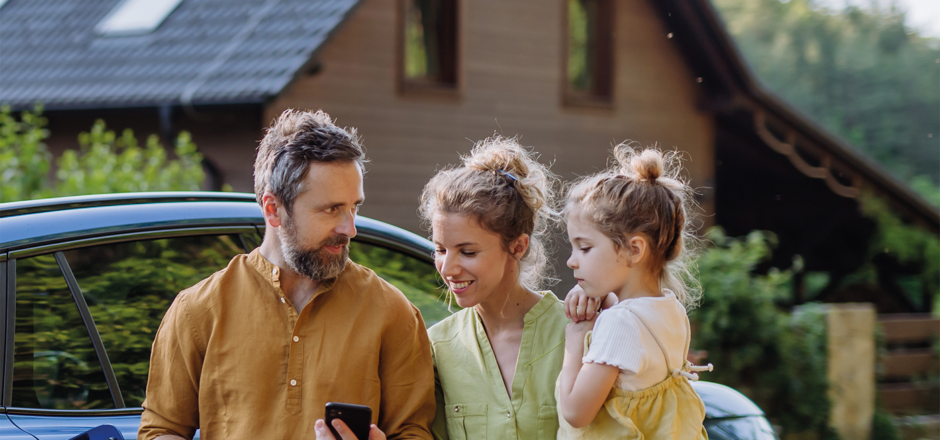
657 0 938 232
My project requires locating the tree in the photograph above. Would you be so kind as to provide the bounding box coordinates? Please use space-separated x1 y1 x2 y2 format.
0 105 204 203
713 0 940 185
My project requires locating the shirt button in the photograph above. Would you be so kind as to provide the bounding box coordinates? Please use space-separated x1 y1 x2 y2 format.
290 379 297 386
293 336 299 342
454 406 459 412
280 297 286 303
506 411 511 418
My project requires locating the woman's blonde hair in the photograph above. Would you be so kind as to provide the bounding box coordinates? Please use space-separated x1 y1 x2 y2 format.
564 142 701 308
419 135 558 291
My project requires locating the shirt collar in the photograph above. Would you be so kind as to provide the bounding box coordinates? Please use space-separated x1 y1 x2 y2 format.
247 248 340 296
523 291 559 324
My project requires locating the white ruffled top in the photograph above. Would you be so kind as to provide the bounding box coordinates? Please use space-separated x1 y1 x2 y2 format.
582 291 691 391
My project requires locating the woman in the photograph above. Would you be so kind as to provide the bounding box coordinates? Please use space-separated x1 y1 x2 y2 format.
420 136 568 439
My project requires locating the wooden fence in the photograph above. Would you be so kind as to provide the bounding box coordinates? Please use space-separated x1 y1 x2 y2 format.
878 314 939 414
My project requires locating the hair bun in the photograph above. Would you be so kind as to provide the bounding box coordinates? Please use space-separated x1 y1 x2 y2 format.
631 149 664 182
463 135 529 179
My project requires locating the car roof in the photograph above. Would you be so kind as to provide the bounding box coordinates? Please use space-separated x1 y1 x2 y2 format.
0 192 433 259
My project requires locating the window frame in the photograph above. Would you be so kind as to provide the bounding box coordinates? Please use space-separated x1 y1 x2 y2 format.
562 0 615 108
396 0 462 98
2 258 12 407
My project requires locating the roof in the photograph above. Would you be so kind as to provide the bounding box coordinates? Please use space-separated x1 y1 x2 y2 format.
652 0 940 232
0 0 361 110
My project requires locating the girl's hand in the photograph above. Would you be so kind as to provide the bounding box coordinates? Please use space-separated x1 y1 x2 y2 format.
565 286 617 322
565 317 596 345
564 285 602 323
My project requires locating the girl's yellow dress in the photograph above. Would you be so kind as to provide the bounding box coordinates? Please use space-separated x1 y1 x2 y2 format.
556 304 710 440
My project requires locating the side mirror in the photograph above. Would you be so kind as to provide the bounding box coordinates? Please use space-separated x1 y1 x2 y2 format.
67 425 125 440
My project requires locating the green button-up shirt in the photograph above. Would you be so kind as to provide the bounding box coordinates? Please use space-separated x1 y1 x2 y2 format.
429 292 567 440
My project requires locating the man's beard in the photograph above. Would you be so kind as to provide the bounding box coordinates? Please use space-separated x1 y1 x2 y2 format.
278 215 350 281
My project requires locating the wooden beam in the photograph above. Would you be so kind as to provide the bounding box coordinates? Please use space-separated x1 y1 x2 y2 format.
882 349 936 380
879 314 940 345
879 383 939 413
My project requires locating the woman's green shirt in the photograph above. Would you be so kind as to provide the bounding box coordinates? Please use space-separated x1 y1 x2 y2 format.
429 292 567 440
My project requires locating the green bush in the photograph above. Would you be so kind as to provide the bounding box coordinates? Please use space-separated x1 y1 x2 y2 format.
692 228 835 437
0 105 204 203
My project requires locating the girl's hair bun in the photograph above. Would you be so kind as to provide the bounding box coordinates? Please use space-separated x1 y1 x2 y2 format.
630 149 664 182
614 143 664 182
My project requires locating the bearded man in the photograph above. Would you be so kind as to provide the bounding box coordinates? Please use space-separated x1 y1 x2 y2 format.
139 109 435 440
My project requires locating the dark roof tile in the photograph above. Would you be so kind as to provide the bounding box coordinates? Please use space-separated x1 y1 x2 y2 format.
0 0 361 109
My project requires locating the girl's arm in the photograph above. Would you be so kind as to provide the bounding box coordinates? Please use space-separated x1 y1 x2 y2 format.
557 321 620 428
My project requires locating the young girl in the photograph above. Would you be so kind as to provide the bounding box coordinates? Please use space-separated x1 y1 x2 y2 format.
556 144 711 439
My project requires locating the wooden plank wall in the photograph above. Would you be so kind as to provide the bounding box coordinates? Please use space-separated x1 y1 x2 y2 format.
878 314 940 414
267 0 715 289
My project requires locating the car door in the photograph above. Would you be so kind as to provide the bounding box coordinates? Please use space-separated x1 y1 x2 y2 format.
5 230 257 440
5 226 451 440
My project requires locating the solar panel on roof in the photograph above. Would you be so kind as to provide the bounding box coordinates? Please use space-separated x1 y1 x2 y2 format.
96 0 183 37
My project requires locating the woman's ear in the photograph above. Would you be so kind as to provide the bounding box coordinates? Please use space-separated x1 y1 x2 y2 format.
509 234 530 260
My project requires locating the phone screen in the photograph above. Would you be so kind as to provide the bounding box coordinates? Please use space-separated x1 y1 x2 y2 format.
325 402 372 440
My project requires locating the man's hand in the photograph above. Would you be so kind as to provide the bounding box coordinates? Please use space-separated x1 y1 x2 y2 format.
315 419 386 440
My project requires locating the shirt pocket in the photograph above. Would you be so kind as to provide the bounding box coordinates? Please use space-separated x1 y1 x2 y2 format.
537 404 559 439
444 403 487 440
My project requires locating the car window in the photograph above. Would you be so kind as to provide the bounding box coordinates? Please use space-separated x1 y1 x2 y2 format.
12 253 113 409
348 241 453 327
62 234 246 407
241 231 262 251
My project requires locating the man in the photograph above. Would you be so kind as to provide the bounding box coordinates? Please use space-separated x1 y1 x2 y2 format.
139 109 435 440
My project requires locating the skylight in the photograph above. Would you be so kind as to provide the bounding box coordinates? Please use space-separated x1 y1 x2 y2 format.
96 0 183 36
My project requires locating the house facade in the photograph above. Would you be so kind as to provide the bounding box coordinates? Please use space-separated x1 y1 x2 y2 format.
2 0 936 305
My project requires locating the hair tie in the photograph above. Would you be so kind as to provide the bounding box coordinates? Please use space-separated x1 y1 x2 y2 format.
497 169 519 182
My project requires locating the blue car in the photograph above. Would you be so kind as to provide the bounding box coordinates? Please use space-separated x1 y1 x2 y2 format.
1 193 776 439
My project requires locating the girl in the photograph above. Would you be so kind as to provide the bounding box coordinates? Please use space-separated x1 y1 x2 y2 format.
556 144 711 439
421 136 568 440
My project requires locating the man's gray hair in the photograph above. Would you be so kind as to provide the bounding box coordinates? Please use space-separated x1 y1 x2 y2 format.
253 109 366 214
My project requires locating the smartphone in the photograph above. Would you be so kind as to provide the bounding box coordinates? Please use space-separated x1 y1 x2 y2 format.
325 402 372 440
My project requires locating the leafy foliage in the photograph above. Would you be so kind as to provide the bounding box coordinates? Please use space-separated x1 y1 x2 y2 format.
713 0 940 185
850 192 940 311
0 105 204 203
692 228 834 437
349 241 453 327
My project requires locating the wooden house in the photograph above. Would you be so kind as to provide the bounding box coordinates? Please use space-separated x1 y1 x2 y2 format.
2 0 937 307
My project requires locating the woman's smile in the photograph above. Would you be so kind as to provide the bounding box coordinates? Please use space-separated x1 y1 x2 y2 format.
449 280 474 293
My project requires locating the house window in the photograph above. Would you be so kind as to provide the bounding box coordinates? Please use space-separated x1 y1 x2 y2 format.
96 0 183 37
566 0 613 104
401 0 458 90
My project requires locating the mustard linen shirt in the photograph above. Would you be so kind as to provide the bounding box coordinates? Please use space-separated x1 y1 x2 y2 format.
429 292 567 440
139 249 435 440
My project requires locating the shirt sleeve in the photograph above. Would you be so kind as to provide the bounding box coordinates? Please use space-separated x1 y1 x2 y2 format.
138 293 204 440
582 308 647 375
430 346 450 440
378 304 436 439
